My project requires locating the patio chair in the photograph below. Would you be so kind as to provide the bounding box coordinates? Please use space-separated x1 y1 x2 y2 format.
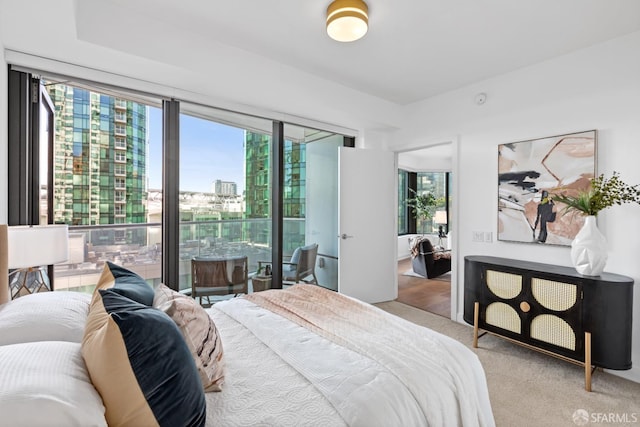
191 255 248 306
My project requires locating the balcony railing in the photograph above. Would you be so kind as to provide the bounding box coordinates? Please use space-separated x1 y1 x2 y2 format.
53 218 305 294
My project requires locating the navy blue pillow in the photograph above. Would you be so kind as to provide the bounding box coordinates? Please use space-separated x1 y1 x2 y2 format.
95 261 154 306
82 290 206 427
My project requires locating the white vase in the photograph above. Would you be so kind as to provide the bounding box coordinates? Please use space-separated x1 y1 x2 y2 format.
570 215 607 276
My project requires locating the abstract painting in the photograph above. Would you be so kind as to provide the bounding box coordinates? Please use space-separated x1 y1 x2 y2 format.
498 130 596 246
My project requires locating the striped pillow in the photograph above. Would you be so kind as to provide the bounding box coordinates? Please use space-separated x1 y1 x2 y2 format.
154 284 225 392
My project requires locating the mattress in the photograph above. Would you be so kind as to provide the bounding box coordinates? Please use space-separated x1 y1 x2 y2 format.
205 285 495 427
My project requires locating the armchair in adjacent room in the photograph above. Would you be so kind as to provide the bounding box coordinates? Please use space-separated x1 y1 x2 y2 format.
410 237 451 279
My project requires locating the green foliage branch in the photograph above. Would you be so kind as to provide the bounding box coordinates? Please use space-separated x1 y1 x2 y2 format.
552 172 640 216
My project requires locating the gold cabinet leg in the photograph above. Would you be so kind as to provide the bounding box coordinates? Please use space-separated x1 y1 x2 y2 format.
585 331 592 392
473 302 480 348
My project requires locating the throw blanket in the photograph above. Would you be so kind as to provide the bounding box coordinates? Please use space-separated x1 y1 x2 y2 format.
411 235 451 260
410 235 433 258
233 285 495 427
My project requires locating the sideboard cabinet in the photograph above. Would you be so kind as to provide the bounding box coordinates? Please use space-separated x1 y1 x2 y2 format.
463 256 633 391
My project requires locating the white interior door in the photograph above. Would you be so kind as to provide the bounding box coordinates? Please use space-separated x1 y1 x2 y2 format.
338 147 396 303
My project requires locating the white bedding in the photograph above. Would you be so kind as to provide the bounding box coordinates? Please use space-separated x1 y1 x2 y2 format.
206 289 495 427
206 302 346 427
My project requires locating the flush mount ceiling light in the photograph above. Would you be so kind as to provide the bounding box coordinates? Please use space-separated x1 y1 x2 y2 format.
326 0 369 42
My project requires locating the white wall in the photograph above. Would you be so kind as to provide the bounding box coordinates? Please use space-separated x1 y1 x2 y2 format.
395 31 640 382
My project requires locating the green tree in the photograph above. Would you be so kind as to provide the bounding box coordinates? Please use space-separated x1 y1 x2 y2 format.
407 189 445 234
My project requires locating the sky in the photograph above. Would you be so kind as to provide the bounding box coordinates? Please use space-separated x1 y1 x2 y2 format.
147 108 246 194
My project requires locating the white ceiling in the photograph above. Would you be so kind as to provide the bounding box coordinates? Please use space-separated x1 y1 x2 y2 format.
103 0 640 105
398 143 453 171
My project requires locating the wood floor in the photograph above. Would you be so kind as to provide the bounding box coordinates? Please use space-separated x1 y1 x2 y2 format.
396 258 451 318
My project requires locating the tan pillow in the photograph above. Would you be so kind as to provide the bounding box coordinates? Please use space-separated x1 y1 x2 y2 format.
154 284 225 392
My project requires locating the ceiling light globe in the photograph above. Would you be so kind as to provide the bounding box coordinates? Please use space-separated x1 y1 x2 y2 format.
326 0 369 43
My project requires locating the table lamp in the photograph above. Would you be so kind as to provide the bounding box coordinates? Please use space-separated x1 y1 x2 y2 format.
434 210 448 246
7 225 69 299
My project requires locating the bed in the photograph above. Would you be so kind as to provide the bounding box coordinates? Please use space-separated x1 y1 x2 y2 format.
0 261 495 427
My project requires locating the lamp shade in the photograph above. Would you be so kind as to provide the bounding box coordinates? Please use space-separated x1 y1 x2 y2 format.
7 225 69 269
326 0 368 42
434 210 448 225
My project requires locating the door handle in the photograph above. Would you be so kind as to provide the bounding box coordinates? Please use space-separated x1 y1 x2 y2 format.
338 233 354 240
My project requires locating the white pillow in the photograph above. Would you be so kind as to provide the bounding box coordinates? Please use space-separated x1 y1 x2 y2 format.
0 291 91 346
0 341 106 427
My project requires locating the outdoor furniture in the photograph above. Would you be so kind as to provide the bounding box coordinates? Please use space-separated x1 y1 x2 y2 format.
191 255 248 306
257 243 319 286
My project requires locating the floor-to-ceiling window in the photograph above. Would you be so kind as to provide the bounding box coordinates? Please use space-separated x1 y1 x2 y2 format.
416 172 448 235
8 66 351 295
40 78 163 292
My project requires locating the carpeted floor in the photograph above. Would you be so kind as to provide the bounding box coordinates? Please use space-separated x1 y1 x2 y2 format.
375 300 640 427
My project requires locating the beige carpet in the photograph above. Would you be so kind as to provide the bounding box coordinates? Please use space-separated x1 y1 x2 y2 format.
375 301 640 427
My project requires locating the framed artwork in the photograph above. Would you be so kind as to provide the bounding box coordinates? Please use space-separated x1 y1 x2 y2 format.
497 130 596 246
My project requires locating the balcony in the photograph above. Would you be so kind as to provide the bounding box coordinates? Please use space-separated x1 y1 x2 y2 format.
114 125 126 136
114 138 127 150
53 219 284 294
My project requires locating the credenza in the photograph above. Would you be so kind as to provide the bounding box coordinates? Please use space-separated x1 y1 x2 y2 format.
463 256 634 391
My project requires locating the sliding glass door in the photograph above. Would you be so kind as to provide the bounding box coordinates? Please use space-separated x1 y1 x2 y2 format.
283 124 341 291
178 104 273 295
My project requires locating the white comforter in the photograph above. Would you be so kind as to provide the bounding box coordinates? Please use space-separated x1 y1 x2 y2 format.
206 288 495 427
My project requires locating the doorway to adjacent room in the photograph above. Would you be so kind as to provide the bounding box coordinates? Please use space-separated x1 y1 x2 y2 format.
396 143 453 318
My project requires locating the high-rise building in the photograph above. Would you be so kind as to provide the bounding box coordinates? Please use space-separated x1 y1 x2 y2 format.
45 84 148 226
245 131 306 219
212 179 237 196
244 132 271 219
244 131 306 250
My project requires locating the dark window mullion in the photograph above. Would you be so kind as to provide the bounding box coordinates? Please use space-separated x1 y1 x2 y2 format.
445 172 451 234
271 121 284 289
162 99 180 290
7 69 32 225
407 172 417 234
28 77 41 225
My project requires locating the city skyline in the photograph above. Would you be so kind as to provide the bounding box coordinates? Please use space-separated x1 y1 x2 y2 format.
147 108 247 194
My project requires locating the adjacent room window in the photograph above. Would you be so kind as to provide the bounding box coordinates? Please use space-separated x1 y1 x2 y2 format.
398 169 408 234
398 170 450 236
